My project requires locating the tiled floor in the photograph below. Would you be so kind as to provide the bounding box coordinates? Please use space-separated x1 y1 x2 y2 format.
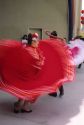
0 65 84 125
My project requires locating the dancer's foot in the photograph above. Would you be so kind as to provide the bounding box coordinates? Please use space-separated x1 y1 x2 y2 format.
59 91 64 97
21 100 32 113
21 109 32 113
14 102 20 113
48 92 57 97
78 63 82 69
14 100 24 113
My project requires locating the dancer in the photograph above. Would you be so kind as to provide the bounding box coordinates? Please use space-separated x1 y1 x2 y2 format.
0 32 74 113
68 36 84 67
47 31 64 97
14 33 45 113
21 34 28 47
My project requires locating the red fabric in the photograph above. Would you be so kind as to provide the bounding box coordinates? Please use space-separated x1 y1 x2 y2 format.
81 10 84 14
71 47 79 57
0 39 75 101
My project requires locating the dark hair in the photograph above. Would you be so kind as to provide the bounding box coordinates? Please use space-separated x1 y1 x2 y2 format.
27 33 32 45
80 37 84 41
74 36 81 40
21 34 28 40
74 36 84 41
51 31 57 36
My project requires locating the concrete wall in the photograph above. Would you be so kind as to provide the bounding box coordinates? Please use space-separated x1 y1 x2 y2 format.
73 0 82 36
0 0 68 39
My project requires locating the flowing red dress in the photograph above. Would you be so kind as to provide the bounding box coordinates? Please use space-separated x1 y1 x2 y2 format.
0 38 75 102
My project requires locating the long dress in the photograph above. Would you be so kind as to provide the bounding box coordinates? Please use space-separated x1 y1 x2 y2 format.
0 38 75 102
68 39 84 66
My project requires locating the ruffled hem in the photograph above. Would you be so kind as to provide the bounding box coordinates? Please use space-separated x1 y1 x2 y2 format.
0 38 75 101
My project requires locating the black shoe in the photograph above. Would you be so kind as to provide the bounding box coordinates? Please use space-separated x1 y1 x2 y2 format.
59 92 64 97
14 102 21 113
21 109 32 113
14 109 20 113
48 92 57 97
78 63 82 69
59 85 64 97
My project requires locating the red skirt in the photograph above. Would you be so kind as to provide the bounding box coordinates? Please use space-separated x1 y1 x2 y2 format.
0 39 75 102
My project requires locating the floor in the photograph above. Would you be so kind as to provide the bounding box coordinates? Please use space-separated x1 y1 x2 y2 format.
0 65 84 125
